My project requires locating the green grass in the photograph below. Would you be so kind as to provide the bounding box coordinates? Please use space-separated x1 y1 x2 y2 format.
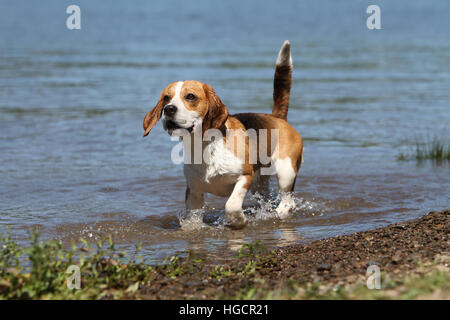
350 269 450 300
208 265 234 279
397 137 450 162
234 270 450 300
0 230 158 299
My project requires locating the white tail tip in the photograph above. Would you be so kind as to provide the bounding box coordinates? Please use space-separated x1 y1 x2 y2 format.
276 40 292 66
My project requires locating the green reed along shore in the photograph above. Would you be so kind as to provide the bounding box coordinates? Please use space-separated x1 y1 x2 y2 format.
397 137 450 162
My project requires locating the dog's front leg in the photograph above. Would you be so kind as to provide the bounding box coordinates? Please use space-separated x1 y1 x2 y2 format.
225 175 252 229
185 187 204 210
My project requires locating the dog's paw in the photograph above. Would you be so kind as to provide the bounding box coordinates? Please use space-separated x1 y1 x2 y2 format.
225 211 248 230
275 206 292 219
275 194 296 219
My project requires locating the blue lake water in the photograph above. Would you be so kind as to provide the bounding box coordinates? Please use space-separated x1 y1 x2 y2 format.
0 0 449 262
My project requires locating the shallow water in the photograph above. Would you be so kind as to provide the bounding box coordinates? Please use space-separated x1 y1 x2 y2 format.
0 0 449 263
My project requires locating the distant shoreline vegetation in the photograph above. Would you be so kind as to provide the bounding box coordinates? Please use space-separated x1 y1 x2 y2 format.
397 136 450 163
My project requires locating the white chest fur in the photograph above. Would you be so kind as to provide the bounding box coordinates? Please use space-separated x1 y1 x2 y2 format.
184 139 243 197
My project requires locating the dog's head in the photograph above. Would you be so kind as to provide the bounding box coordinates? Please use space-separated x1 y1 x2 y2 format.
143 80 229 137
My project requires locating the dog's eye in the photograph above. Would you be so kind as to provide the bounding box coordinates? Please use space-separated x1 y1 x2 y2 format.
185 93 196 101
163 95 170 102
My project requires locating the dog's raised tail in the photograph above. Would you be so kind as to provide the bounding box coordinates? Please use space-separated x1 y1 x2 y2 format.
272 40 292 120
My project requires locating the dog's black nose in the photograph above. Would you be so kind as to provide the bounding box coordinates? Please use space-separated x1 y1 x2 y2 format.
164 105 177 117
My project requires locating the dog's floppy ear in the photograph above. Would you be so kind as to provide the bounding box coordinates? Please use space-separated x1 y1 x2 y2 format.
202 83 229 133
143 96 164 137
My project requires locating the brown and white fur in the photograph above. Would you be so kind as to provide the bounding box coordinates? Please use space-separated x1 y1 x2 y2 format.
143 41 303 229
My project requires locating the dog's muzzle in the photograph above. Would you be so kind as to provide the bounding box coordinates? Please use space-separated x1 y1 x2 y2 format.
163 104 177 117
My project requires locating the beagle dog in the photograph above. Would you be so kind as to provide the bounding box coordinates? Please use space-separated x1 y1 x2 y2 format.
143 41 303 229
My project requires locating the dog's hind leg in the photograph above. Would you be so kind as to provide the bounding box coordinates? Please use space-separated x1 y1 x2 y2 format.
185 187 204 210
274 157 298 218
250 169 271 199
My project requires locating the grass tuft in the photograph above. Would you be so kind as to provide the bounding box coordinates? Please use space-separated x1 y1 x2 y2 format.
397 136 450 162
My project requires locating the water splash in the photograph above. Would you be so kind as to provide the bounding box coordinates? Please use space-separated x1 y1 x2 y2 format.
175 193 328 231
246 192 280 221
247 192 328 220
177 208 209 231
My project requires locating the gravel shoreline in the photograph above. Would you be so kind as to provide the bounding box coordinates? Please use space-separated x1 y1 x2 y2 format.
138 210 449 299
